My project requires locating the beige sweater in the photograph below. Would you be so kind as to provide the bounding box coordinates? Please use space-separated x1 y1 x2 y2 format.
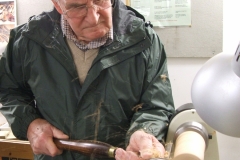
67 39 98 85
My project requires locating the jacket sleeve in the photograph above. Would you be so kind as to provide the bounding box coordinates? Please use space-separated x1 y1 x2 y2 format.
126 27 175 145
0 27 42 140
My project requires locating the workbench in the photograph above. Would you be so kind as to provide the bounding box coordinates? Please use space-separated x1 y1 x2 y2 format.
0 139 34 160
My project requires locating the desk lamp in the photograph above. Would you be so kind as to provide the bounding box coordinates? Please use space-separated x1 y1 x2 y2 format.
165 42 240 160
191 42 240 137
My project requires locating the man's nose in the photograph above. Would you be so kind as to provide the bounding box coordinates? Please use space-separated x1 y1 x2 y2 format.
84 5 100 25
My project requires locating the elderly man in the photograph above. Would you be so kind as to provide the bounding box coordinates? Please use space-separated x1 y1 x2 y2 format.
0 0 175 159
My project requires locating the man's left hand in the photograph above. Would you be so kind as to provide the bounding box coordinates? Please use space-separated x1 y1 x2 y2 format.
115 130 165 160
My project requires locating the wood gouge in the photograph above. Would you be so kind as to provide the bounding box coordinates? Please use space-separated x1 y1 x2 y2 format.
54 139 168 159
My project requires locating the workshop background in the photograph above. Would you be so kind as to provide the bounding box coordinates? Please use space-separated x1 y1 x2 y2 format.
0 0 240 159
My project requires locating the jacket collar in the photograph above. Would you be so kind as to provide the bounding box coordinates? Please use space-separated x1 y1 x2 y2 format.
23 0 149 54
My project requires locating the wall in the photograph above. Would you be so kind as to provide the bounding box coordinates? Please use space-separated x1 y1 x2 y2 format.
156 0 223 58
16 0 53 25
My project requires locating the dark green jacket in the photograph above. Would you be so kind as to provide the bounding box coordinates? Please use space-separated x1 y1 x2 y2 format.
0 0 175 159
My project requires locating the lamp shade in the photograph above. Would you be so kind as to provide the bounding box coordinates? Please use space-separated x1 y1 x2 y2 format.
191 42 240 137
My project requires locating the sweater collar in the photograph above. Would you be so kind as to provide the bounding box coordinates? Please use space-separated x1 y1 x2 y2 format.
60 15 113 51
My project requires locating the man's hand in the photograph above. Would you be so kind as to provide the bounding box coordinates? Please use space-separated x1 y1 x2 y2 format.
27 118 69 157
115 130 165 160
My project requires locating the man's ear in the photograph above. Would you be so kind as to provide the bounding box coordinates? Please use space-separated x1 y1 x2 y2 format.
51 0 63 14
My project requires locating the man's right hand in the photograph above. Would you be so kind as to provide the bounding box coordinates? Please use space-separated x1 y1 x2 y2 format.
27 118 69 157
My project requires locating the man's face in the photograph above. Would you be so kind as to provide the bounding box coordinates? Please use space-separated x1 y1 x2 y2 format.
53 0 112 43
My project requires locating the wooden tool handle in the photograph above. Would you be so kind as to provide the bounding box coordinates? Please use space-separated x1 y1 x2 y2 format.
53 139 117 158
